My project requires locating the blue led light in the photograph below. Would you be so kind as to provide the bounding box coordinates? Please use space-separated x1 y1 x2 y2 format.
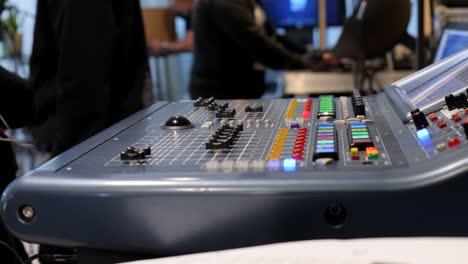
315 148 335 153
283 158 297 172
416 128 432 147
416 128 430 139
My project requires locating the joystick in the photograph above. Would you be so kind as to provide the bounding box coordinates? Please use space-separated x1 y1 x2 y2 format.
161 116 195 130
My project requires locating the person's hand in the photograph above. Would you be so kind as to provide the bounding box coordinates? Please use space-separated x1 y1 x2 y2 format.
149 40 169 55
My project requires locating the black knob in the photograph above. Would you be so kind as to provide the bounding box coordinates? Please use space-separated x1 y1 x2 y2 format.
120 146 148 161
410 108 420 115
412 110 429 130
215 109 236 118
161 116 194 130
445 95 456 110
463 119 468 139
455 94 468 109
245 105 263 112
143 146 152 155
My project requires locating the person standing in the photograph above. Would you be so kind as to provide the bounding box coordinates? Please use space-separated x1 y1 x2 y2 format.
0 66 31 264
150 0 194 55
30 0 150 156
190 0 309 99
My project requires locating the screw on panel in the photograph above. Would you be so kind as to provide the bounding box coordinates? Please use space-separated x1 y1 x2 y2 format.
19 205 35 223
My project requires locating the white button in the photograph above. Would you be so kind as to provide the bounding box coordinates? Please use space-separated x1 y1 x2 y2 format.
236 160 250 171
320 116 333 122
205 161 219 171
229 120 235 126
256 119 262 125
201 122 212 129
247 119 253 125
347 118 360 123
315 158 335 167
250 160 265 172
221 160 235 171
237 120 244 126
333 120 346 125
436 143 447 153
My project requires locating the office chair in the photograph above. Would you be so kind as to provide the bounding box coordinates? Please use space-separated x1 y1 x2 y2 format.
334 0 411 92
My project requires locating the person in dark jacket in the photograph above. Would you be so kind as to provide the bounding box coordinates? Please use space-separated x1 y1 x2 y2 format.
190 0 309 99
30 0 149 156
0 66 32 264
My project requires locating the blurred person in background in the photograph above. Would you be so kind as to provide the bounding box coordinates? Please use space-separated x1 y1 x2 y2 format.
30 0 149 157
150 0 194 55
0 66 31 264
190 0 309 99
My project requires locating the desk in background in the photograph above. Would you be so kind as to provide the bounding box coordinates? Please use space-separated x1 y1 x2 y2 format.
282 70 414 96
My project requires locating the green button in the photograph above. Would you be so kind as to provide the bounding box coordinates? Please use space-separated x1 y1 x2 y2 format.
352 132 369 135
352 128 368 132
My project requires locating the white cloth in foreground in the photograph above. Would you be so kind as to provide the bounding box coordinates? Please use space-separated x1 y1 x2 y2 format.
122 237 468 264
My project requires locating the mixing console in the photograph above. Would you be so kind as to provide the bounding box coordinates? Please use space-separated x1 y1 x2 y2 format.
97 95 397 171
2 50 468 258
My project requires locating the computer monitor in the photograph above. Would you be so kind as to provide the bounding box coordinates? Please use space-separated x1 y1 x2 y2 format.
434 28 468 62
261 0 345 28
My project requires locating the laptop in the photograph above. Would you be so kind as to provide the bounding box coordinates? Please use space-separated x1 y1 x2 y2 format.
434 27 468 62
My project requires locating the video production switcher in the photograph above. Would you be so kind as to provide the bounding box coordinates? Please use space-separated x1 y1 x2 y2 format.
2 50 468 257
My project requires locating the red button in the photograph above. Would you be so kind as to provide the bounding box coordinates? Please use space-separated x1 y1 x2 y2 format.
428 113 438 122
294 144 304 151
292 154 303 160
438 120 447 128
295 140 306 146
448 138 461 148
293 151 304 157
351 153 360 160
452 114 461 122
296 136 307 141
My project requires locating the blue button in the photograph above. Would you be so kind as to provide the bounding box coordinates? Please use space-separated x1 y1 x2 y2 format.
283 158 297 172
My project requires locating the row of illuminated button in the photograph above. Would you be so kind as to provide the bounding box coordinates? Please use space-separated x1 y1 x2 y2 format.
313 122 338 161
350 146 379 160
291 128 309 161
205 159 300 173
318 95 335 118
348 122 374 150
268 128 289 160
301 99 313 119
285 100 298 119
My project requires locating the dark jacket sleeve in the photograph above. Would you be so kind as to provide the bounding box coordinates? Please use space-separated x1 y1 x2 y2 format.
210 0 307 70
264 22 307 55
0 66 34 129
50 0 115 154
